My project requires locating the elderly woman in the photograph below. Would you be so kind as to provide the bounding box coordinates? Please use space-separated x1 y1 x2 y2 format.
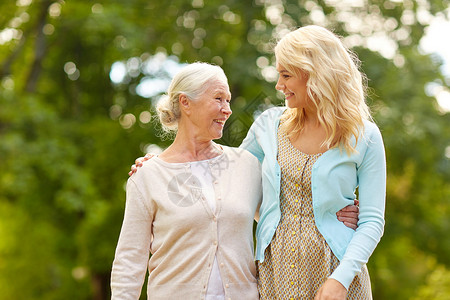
110 62 262 299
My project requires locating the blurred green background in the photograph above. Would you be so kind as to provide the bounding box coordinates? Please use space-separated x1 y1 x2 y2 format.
1 0 449 299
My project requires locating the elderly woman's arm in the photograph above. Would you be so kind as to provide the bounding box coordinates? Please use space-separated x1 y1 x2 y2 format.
128 118 360 229
111 179 153 299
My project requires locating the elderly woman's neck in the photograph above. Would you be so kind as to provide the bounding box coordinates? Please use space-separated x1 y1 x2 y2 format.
159 133 223 163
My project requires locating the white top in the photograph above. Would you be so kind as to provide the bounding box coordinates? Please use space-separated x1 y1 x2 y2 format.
191 161 225 299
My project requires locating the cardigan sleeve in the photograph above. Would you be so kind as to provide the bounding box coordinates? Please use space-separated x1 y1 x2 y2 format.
240 119 265 163
111 178 153 300
240 106 286 162
329 124 387 289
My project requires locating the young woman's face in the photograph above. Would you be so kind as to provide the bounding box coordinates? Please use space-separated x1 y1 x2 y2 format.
275 64 311 110
188 80 232 140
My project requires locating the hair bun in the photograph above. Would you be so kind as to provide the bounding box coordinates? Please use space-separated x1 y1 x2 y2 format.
156 94 179 131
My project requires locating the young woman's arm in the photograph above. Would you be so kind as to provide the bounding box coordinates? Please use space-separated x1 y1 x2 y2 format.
329 123 387 289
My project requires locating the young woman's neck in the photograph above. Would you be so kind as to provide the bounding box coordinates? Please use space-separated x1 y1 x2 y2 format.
301 108 321 128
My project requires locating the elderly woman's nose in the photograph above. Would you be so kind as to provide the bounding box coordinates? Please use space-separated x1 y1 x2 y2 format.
222 103 232 115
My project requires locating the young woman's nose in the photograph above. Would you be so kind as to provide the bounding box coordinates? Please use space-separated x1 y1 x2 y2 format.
275 78 284 91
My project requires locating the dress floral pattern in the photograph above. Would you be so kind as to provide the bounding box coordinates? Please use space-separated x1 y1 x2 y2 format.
257 120 372 300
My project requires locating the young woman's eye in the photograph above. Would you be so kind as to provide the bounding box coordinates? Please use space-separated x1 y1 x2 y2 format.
282 74 290 79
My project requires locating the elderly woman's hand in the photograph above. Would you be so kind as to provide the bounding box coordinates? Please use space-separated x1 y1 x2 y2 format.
336 200 359 230
314 278 347 300
128 153 156 176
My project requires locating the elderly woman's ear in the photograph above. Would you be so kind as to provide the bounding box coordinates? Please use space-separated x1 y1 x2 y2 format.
179 94 191 115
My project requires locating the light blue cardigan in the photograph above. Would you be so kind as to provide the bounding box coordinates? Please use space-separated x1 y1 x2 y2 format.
240 107 386 289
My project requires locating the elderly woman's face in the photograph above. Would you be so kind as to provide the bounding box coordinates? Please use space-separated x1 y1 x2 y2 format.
189 80 232 140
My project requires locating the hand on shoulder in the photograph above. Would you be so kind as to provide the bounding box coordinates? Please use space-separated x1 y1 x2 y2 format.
128 153 156 176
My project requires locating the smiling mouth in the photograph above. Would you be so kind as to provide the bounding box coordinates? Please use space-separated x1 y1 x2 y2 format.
214 119 226 126
285 92 294 99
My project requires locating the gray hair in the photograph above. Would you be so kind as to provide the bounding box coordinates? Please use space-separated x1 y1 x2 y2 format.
156 62 228 132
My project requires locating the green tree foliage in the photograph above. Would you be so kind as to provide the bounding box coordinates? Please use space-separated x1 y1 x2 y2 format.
0 0 449 299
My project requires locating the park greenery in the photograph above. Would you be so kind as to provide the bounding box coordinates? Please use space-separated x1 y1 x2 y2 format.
1 0 449 299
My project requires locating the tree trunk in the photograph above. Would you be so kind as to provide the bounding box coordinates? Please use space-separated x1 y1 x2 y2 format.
92 272 110 300
24 0 52 93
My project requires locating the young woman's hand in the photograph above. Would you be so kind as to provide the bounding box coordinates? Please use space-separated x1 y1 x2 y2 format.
315 278 347 300
336 200 359 229
128 153 156 176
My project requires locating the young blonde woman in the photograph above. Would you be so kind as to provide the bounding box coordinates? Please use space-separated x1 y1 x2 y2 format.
242 25 386 299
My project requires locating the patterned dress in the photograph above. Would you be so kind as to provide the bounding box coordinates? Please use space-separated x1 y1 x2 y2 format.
257 121 372 300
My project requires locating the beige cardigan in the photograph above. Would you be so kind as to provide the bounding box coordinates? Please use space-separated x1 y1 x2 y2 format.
111 146 262 300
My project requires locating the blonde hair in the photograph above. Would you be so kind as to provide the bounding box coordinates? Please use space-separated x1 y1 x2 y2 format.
157 62 228 132
275 25 371 153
